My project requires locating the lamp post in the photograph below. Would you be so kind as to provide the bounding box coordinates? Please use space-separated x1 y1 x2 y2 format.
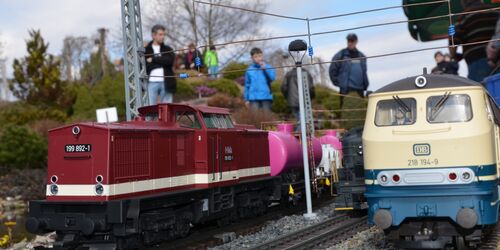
288 39 316 219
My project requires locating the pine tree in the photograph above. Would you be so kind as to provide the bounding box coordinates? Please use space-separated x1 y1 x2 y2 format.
11 30 70 108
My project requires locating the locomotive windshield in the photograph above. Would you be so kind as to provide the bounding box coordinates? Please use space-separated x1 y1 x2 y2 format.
426 94 472 123
375 97 416 126
175 111 202 129
203 113 234 129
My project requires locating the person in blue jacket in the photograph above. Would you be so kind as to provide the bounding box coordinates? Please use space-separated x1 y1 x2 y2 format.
244 47 276 111
329 33 369 110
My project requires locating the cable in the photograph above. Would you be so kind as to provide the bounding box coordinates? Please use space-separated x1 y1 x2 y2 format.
142 5 500 57
195 0 448 22
194 0 306 21
446 0 455 47
309 0 448 21
141 4 500 56
311 6 500 37
312 108 367 113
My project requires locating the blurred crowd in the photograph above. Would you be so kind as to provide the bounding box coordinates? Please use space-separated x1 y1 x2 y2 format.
432 0 499 83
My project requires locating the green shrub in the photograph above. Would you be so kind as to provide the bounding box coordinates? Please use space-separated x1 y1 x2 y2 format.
0 102 67 126
313 86 340 110
270 81 290 114
207 78 241 97
0 125 47 169
72 75 126 121
207 93 245 110
231 107 278 129
175 78 197 99
222 62 248 80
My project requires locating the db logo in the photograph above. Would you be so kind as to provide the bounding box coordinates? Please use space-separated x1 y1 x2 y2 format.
413 144 430 156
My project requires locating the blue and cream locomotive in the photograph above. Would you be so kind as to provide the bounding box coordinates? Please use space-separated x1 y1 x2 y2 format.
363 72 500 248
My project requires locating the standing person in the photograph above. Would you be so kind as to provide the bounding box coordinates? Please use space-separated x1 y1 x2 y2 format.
281 68 315 121
449 0 498 82
329 33 369 110
204 45 218 79
443 53 459 75
244 47 276 111
431 51 446 74
432 51 459 75
175 51 186 70
184 43 203 70
145 24 176 104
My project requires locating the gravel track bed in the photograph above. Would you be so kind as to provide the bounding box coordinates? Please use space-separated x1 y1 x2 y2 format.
211 203 344 250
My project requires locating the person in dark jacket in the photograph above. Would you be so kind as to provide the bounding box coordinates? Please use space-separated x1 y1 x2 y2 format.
145 24 176 104
281 68 315 121
184 43 203 70
431 51 459 75
329 33 369 109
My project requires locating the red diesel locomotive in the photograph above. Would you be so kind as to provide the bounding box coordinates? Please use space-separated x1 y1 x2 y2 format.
26 103 281 249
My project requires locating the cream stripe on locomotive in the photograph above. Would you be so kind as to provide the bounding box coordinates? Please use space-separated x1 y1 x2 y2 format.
47 166 270 197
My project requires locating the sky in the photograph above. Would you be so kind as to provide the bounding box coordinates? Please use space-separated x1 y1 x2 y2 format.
0 0 467 91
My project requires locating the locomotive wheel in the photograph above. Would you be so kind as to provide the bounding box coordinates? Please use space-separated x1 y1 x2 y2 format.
175 212 193 238
454 236 468 250
175 218 191 238
217 210 237 227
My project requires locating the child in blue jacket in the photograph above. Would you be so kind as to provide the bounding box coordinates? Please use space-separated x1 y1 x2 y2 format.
244 48 276 111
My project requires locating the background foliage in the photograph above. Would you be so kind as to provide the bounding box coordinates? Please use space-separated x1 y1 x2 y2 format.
0 30 368 171
0 125 47 169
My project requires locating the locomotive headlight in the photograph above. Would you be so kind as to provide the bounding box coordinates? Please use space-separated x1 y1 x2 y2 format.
94 184 104 196
50 175 58 183
462 172 471 180
96 175 103 183
380 175 388 183
49 184 59 195
72 126 81 136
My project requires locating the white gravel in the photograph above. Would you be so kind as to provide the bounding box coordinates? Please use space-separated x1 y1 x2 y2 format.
327 226 395 250
210 202 395 250
210 203 340 250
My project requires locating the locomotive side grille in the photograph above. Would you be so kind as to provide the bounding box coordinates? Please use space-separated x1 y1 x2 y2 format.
114 135 151 179
177 134 185 167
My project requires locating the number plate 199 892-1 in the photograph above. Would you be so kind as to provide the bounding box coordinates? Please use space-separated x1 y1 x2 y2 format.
65 144 92 153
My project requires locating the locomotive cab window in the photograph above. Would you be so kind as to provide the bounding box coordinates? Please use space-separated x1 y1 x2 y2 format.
375 97 416 126
175 111 201 129
203 113 234 129
426 94 472 123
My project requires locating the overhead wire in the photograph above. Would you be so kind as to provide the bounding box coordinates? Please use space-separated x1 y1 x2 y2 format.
145 37 500 80
142 5 500 57
143 0 448 56
142 0 500 82
141 3 499 55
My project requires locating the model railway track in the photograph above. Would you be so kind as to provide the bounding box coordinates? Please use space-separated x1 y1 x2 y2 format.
249 214 368 250
148 196 336 249
478 221 500 250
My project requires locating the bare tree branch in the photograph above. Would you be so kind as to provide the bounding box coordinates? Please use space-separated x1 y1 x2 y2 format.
60 36 91 81
142 0 268 65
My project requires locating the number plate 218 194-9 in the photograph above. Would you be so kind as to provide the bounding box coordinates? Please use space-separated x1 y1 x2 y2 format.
65 144 92 153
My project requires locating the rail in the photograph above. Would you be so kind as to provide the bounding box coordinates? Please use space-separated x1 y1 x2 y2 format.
249 215 368 250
